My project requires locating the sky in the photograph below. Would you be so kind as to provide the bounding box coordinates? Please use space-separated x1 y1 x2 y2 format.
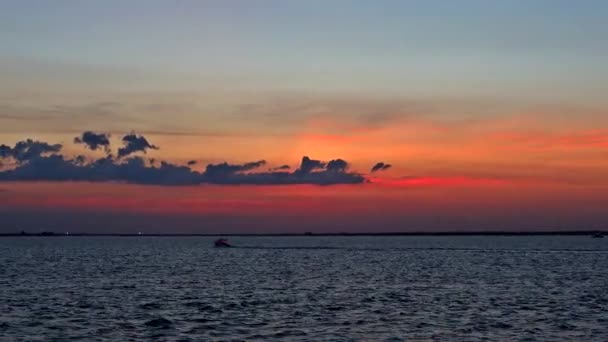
1 0 608 233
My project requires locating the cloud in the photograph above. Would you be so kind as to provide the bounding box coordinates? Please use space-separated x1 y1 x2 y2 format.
187 160 197 166
203 160 266 180
0 144 11 158
243 160 267 170
0 154 363 186
296 156 325 175
371 162 392 172
203 169 364 185
198 157 363 185
0 139 62 162
0 113 54 121
117 134 158 158
326 159 348 173
370 176 507 187
74 131 111 153
273 164 290 171
0 155 196 185
73 155 87 165
0 133 368 186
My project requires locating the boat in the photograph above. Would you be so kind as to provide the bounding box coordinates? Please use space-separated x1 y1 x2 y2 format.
591 232 604 238
214 238 232 247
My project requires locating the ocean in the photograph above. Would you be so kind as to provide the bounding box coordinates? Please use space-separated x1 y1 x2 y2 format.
1 236 607 341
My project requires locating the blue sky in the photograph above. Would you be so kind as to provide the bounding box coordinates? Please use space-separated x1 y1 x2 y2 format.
2 0 607 101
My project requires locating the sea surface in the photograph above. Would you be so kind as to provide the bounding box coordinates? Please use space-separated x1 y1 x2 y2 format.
1 236 607 341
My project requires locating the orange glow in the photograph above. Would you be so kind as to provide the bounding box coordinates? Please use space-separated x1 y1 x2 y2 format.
3 107 608 232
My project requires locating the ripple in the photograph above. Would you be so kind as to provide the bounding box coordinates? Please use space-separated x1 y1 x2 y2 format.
144 317 173 329
1 236 607 341
139 302 162 310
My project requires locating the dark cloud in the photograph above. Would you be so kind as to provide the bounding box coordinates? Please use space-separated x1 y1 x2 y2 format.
1 154 82 181
0 134 367 186
326 159 348 173
0 139 62 162
202 169 364 185
296 156 325 175
204 160 266 180
371 162 392 172
197 156 363 185
187 160 197 166
117 134 158 158
73 155 87 165
12 156 190 185
243 160 267 170
0 144 11 158
273 164 290 171
74 131 111 152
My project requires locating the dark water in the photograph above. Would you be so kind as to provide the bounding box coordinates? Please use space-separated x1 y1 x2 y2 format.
1 236 607 341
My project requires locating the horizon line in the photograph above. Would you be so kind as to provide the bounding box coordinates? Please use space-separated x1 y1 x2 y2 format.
1 230 605 237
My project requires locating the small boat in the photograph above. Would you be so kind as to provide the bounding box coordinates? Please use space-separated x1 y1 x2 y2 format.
214 238 232 247
591 232 604 238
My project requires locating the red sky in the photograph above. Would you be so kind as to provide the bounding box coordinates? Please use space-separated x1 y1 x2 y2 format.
2 109 608 233
2 177 608 233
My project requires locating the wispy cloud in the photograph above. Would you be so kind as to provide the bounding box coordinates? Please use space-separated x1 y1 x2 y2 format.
371 162 392 172
370 176 508 187
489 129 608 150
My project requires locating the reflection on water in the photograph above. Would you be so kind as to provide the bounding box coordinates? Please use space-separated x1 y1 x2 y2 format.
1 236 607 341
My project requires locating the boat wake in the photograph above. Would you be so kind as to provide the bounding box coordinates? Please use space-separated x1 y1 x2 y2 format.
222 246 608 253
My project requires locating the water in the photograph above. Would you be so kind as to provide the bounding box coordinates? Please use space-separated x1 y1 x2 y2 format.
1 236 607 341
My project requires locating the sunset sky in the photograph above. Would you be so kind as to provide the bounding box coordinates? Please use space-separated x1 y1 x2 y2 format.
1 1 608 233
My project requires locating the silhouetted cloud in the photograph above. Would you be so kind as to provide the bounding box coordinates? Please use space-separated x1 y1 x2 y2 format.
117 134 158 158
73 155 87 165
202 169 364 185
0 139 62 162
273 164 290 171
371 162 392 172
0 133 367 186
243 160 267 170
326 159 348 173
296 156 325 175
187 160 197 166
0 155 197 185
203 160 266 179
74 131 111 153
0 145 11 158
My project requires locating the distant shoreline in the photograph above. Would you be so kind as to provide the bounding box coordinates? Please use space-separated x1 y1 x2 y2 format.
0 231 605 237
